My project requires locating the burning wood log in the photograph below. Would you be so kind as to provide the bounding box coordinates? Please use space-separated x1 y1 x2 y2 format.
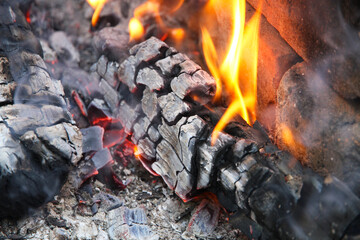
92 37 360 239
0 0 82 218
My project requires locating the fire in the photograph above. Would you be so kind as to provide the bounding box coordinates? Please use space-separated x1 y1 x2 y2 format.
201 0 261 143
128 0 185 43
129 18 145 41
134 145 141 159
86 0 108 26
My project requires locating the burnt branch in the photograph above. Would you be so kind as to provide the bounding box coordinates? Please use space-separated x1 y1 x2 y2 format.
93 37 360 239
0 1 82 219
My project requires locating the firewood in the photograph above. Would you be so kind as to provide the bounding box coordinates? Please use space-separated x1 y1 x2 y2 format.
0 0 82 219
93 37 360 239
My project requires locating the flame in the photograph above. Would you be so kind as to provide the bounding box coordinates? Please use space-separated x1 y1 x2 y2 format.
86 0 108 26
134 145 141 159
129 0 185 43
201 0 261 144
129 18 145 41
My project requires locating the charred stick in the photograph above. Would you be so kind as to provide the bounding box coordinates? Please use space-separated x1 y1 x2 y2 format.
93 37 360 239
0 1 82 219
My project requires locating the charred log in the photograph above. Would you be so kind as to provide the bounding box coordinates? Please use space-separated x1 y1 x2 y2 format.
0 1 82 219
92 37 360 239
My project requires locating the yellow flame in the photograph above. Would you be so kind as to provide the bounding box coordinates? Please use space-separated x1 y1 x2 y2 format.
201 0 261 144
129 0 185 42
129 18 145 41
86 0 108 26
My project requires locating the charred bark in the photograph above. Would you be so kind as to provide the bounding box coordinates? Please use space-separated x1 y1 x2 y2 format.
93 37 360 239
0 1 82 219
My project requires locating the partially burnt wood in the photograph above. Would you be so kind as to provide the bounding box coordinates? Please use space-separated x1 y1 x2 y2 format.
0 1 82 219
94 37 360 239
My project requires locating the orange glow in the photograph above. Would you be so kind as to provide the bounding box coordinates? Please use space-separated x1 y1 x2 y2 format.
129 18 145 41
86 0 108 26
201 0 261 144
134 145 141 159
279 123 307 164
170 28 185 43
129 0 185 42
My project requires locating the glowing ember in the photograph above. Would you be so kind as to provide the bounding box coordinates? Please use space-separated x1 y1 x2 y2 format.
86 0 108 26
128 0 185 43
201 0 261 143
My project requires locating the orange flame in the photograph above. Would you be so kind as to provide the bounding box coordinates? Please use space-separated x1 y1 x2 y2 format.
201 0 261 144
129 0 185 43
134 145 141 159
87 0 108 26
129 18 145 41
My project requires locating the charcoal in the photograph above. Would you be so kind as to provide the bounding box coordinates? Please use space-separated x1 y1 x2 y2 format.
171 70 216 100
96 55 108 78
186 199 220 237
158 93 191 123
197 132 236 189
153 140 184 189
49 31 80 65
0 104 72 136
179 116 207 172
0 0 81 219
0 57 11 82
87 98 112 123
178 60 201 75
129 36 168 62
235 155 257 173
107 206 157 240
132 117 151 144
229 212 264 240
97 56 120 88
219 166 241 191
158 117 187 158
35 123 82 165
175 169 193 200
80 126 104 153
155 53 188 76
0 123 26 177
103 129 126 148
93 192 123 212
72 90 88 117
138 137 156 160
99 78 120 109
91 148 113 170
137 68 165 91
118 56 137 92
235 163 271 210
233 139 259 160
152 155 177 189
94 37 360 239
147 126 160 143
93 26 129 62
141 87 158 121
0 82 16 104
116 101 141 134
104 61 120 88
276 176 360 239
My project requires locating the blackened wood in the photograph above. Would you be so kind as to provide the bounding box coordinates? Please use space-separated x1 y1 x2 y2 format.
95 37 360 239
0 1 82 219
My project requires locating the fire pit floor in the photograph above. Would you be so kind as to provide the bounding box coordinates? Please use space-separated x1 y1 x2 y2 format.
0 164 243 240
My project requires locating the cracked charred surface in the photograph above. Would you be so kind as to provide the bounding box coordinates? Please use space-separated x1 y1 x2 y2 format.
93 37 360 239
0 0 82 219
